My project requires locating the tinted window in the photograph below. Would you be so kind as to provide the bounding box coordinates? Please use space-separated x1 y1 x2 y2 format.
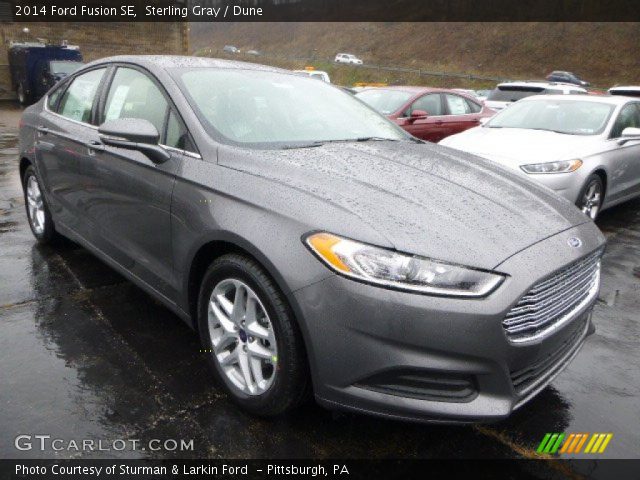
610 104 640 138
410 94 442 116
466 98 482 113
444 94 471 115
57 68 106 123
165 110 191 150
46 82 66 111
102 68 168 134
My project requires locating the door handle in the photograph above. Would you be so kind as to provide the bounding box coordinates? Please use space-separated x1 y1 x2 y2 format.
86 140 105 156
37 126 49 136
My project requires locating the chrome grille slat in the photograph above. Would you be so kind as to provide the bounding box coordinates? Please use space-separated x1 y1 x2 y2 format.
509 261 599 310
503 250 602 342
503 272 597 327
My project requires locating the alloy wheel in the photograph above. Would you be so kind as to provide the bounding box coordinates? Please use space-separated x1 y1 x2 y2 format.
207 278 278 396
26 175 45 235
580 181 602 220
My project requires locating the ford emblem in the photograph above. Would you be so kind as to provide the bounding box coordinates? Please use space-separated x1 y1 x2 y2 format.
567 237 582 248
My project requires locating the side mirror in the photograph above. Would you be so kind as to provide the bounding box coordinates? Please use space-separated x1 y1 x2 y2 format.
618 127 640 145
98 118 170 164
408 110 428 122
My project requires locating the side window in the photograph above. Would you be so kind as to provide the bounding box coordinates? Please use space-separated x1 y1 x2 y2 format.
444 94 471 115
465 98 481 113
46 82 66 112
610 104 640 138
57 68 106 123
102 67 168 134
165 110 188 150
408 94 442 116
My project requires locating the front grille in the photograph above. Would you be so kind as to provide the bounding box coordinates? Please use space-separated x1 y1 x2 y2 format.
503 249 602 343
511 317 588 398
356 369 478 403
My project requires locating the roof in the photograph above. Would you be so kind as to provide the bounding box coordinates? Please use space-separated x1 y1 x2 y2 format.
84 55 290 74
368 85 451 94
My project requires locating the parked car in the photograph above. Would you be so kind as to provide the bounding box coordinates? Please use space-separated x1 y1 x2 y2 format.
8 41 83 105
608 86 640 98
292 69 330 83
20 56 604 422
223 45 240 54
356 86 495 142
441 95 640 220
546 71 590 87
246 50 261 56
334 53 363 65
485 81 587 111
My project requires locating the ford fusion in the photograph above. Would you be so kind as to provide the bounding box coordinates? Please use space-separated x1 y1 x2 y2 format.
19 56 605 422
440 95 640 220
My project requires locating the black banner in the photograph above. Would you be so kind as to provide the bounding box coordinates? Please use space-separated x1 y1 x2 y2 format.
2 0 640 22
2 459 640 480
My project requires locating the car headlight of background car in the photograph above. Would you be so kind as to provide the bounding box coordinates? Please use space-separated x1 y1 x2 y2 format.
305 232 505 297
520 159 583 174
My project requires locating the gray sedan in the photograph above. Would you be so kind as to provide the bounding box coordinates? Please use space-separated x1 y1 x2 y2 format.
440 95 640 220
19 56 604 423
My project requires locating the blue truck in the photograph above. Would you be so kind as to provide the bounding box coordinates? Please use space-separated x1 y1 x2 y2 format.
8 42 84 105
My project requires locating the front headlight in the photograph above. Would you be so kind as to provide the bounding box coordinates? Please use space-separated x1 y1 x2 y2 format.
520 159 583 174
305 232 505 297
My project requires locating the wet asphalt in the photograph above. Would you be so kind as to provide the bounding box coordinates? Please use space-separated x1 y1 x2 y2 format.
0 102 638 472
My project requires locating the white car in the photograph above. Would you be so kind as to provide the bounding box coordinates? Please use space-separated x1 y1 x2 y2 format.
440 94 640 220
292 69 331 83
485 81 587 111
334 53 363 65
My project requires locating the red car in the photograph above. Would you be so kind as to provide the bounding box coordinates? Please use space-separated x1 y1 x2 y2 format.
356 86 495 142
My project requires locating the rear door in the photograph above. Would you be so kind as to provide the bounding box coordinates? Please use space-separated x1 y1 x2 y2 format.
399 93 448 142
35 66 108 236
441 93 483 137
605 102 640 201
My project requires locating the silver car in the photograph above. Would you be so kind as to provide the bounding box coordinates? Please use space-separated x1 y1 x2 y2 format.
440 95 640 219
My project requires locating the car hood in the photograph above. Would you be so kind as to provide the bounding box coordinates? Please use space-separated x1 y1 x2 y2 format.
217 141 589 270
440 127 603 168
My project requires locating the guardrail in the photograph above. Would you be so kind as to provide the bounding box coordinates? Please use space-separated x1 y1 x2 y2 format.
196 48 509 84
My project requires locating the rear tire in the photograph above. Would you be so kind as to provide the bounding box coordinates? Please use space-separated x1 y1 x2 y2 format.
197 253 309 416
576 174 604 221
22 165 59 244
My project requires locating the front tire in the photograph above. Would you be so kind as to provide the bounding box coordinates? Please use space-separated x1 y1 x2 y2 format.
22 165 59 244
197 253 309 416
576 174 604 221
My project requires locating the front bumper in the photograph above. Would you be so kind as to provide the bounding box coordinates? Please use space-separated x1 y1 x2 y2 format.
293 221 604 423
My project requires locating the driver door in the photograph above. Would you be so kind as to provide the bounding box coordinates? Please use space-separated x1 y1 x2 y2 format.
399 93 448 142
85 66 182 297
605 103 640 202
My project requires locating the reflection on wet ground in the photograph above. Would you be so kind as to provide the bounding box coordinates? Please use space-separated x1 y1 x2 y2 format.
0 103 638 476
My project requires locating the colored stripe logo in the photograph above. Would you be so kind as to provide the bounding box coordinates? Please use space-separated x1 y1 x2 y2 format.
537 433 613 455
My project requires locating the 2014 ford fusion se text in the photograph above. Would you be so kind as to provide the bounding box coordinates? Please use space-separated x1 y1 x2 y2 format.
18 55 605 423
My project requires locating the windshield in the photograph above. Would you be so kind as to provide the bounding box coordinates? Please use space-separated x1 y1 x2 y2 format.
486 99 614 135
49 61 83 75
174 68 406 147
355 89 413 115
